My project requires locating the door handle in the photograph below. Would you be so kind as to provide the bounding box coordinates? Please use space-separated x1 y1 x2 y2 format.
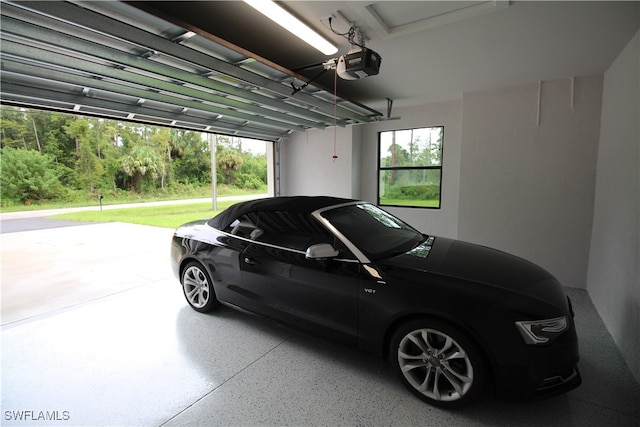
244 257 257 265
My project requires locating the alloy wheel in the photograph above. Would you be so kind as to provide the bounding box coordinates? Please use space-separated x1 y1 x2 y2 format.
182 264 210 309
397 327 475 403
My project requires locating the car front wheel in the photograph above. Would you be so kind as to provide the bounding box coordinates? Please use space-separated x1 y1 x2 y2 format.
390 319 486 409
181 261 219 312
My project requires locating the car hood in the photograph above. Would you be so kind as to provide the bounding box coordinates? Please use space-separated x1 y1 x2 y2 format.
378 236 568 311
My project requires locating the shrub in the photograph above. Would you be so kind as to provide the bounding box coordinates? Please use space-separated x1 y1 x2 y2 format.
400 184 440 200
234 173 265 190
0 147 68 203
384 184 440 200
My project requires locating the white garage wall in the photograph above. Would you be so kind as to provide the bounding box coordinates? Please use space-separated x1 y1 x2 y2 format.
587 31 639 383
457 76 603 289
279 126 358 198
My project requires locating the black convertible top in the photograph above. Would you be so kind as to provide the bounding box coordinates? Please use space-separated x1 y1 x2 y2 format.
207 196 358 230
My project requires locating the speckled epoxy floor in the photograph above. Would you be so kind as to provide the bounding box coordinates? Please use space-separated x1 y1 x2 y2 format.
2 223 639 426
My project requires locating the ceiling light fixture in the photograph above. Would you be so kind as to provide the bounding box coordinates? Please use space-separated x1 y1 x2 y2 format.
243 0 338 55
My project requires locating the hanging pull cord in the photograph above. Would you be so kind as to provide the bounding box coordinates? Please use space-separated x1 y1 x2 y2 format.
332 66 338 162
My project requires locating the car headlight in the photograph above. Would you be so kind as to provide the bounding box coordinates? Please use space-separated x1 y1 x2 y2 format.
515 316 568 345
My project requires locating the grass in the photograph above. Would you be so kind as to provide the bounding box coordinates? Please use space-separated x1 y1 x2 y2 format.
379 198 440 208
0 185 263 213
33 196 439 229
49 200 239 229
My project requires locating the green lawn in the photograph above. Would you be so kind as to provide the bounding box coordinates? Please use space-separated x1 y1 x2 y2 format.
49 197 439 229
379 198 440 208
49 200 238 229
0 186 262 213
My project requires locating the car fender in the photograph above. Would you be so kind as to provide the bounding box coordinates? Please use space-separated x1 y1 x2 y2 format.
357 270 516 369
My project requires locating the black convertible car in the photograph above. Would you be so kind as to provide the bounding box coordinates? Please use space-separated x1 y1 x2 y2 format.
171 196 580 408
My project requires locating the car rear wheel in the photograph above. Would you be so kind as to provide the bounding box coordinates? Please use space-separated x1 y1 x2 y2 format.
181 261 219 312
390 319 486 409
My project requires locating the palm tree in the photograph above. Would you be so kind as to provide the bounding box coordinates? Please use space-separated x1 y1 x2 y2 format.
120 145 164 192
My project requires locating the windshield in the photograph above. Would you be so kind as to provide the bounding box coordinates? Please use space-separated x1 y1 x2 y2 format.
320 203 424 260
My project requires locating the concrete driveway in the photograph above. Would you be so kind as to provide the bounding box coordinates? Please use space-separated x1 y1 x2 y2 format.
1 222 175 325
0 195 268 323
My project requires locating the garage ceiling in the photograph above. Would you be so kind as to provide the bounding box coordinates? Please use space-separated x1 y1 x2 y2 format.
1 1 638 142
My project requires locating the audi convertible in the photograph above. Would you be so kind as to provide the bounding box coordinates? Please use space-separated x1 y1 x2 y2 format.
170 196 581 408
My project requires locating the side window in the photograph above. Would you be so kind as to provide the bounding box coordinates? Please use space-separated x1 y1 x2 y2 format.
378 126 444 208
224 214 262 239
254 210 332 251
227 210 355 259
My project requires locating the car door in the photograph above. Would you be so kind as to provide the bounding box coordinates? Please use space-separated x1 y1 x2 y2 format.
239 210 361 345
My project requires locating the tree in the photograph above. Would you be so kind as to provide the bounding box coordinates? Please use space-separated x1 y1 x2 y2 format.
0 108 31 149
91 119 122 193
41 112 78 168
120 145 165 192
0 105 269 204
64 117 103 193
216 149 243 186
235 152 267 189
173 131 211 185
148 127 173 189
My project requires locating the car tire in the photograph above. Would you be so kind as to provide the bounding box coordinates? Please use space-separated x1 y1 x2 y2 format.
181 261 219 313
390 319 486 409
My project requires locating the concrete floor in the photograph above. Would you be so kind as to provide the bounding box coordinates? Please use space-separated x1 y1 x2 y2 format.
1 220 639 426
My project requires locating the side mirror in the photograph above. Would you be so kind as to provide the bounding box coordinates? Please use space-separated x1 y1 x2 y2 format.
305 243 339 260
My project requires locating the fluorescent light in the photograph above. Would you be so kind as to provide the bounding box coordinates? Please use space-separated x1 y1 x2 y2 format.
243 0 338 55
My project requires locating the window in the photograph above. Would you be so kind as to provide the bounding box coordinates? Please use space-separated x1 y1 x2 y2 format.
225 210 352 256
321 203 423 261
378 126 443 208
